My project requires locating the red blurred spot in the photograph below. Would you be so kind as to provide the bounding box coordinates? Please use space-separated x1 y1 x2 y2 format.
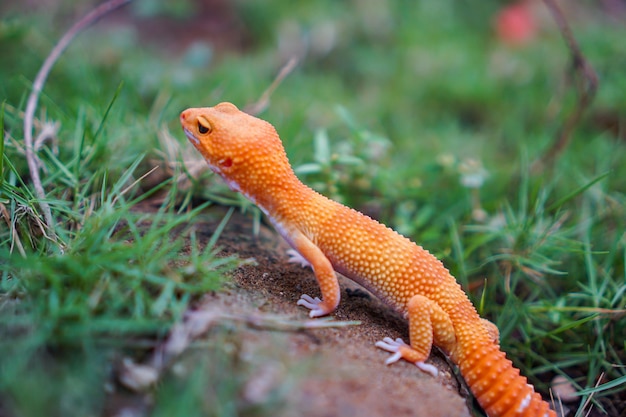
495 2 537 46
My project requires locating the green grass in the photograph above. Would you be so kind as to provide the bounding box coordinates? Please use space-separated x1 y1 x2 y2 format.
1 0 625 416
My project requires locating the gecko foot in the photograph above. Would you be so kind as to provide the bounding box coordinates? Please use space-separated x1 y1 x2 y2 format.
286 249 311 268
375 337 438 377
375 337 407 364
296 294 328 318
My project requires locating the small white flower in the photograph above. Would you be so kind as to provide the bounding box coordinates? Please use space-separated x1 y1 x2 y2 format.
459 158 488 189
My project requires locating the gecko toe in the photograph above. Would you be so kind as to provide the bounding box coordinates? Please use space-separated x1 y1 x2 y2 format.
416 361 439 377
297 294 328 317
286 249 311 268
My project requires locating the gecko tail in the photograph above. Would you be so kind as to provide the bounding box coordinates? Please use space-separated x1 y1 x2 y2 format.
458 341 556 417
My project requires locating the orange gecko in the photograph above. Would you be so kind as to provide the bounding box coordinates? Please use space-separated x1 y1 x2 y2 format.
181 102 556 417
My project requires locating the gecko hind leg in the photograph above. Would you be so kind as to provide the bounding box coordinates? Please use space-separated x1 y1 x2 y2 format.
481 318 500 345
375 294 456 377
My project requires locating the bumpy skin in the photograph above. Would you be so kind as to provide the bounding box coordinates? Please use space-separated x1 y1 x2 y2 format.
181 102 556 417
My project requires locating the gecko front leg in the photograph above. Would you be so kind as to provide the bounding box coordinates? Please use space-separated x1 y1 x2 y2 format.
286 232 340 317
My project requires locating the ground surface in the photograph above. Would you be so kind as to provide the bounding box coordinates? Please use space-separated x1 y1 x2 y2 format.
145 205 474 417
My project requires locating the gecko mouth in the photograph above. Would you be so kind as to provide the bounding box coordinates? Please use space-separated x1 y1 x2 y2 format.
183 128 200 146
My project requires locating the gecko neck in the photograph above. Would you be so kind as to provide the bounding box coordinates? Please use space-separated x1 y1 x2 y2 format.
240 169 315 220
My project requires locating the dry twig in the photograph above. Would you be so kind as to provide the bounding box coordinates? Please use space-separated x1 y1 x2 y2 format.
532 0 598 173
245 57 299 116
23 0 133 238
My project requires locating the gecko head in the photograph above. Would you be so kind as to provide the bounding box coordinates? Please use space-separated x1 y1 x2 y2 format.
180 102 291 188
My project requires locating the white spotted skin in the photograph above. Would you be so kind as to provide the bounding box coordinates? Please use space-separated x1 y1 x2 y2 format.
291 190 468 325
517 392 532 413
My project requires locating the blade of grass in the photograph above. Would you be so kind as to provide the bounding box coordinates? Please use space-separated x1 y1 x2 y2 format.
108 155 145 204
0 101 5 186
546 171 610 212
576 374 626 396
73 105 87 184
92 81 124 145
207 207 234 250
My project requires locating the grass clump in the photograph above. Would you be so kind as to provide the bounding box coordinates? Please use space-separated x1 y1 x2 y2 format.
0 156 238 416
2 193 231 341
0 13 240 417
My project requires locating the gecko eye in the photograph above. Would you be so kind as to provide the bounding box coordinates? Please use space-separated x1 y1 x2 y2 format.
197 117 212 134
198 122 210 134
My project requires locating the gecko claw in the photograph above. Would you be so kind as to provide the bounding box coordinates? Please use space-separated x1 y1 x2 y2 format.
297 294 321 309
415 361 439 377
384 351 404 365
297 294 327 317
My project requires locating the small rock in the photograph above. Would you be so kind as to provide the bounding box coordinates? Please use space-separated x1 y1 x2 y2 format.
551 375 578 403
